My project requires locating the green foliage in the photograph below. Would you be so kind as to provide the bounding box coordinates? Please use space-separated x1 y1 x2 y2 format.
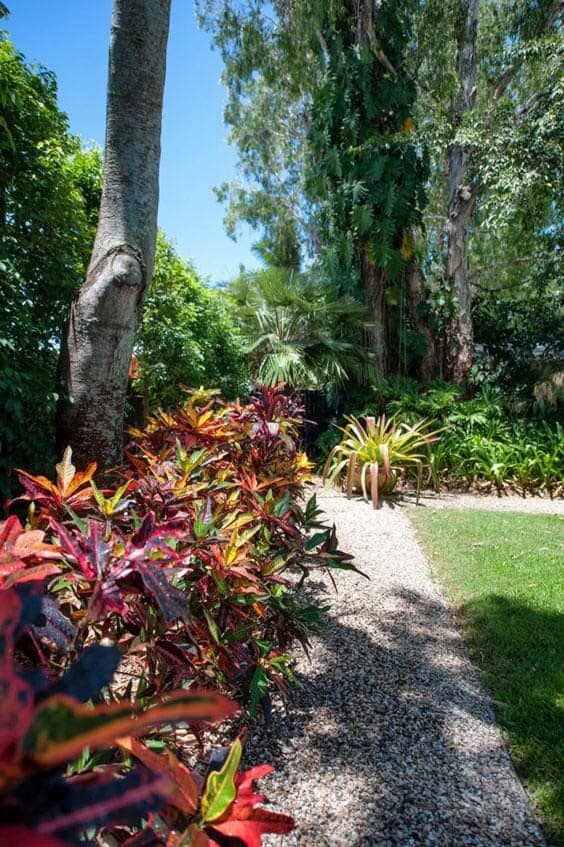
412 0 563 378
357 378 564 494
198 0 314 267
323 412 440 505
305 0 428 293
472 236 563 398
0 31 247 491
228 265 373 396
135 233 248 411
412 508 564 844
0 33 102 494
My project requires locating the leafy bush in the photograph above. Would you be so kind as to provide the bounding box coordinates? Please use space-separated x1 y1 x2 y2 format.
228 266 373 399
0 384 355 844
0 388 346 847
0 590 237 847
11 385 352 705
0 587 291 847
134 235 249 413
333 378 564 495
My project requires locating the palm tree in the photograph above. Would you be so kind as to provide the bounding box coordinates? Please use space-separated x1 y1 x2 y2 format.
229 267 373 397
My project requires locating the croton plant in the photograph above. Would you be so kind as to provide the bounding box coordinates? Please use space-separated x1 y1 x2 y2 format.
0 384 353 844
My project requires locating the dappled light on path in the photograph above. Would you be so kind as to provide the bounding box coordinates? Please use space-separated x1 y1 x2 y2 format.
247 492 546 847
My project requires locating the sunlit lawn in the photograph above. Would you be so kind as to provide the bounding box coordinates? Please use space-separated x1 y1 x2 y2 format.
410 507 564 846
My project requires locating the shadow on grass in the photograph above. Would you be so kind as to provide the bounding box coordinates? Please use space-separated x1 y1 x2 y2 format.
246 580 551 846
458 593 564 843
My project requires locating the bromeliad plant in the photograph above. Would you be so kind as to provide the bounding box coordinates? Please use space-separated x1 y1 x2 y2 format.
323 414 442 508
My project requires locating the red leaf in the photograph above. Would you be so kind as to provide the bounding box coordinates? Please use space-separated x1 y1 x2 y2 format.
208 811 294 847
234 765 274 807
117 736 199 814
0 825 67 847
4 562 62 588
0 515 23 549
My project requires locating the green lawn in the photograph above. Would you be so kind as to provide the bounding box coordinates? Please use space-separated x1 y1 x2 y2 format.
410 507 564 846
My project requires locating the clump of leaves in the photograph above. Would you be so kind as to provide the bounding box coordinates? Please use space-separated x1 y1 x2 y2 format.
8 385 354 710
2 384 353 845
323 413 442 507
380 380 564 495
0 587 238 847
116 736 293 846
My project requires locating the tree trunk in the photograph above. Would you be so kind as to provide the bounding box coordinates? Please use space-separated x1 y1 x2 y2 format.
443 0 479 384
57 0 171 468
406 263 440 383
361 248 388 377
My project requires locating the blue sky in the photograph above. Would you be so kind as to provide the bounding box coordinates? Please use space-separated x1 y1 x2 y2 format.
4 1 258 283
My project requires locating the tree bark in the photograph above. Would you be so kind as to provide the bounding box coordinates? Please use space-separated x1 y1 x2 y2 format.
361 248 388 377
57 0 171 468
443 0 479 384
406 262 440 383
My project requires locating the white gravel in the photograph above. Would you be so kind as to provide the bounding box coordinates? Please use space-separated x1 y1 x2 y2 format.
247 489 547 847
392 491 564 515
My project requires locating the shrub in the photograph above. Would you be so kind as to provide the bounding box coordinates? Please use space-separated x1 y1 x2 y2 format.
228 266 373 397
323 413 441 507
134 235 248 413
0 387 360 847
1 384 355 844
333 379 564 496
11 385 353 704
0 587 243 847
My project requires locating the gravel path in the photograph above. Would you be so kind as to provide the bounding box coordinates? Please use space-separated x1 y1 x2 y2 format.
391 491 564 515
247 490 547 847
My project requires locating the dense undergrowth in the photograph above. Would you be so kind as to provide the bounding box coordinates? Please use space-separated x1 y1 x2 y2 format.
317 379 563 496
0 385 352 846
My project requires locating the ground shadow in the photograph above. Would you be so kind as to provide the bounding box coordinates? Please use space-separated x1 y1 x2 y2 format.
246 579 551 846
458 593 564 845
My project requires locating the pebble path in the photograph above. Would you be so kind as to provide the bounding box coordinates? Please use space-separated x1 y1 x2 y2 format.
247 490 549 847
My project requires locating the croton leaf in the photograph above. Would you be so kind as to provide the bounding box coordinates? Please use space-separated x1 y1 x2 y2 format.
208 808 295 847
23 689 238 767
200 738 242 824
14 448 96 513
54 447 97 499
0 826 66 847
136 562 191 625
31 596 77 651
117 735 199 815
0 515 62 587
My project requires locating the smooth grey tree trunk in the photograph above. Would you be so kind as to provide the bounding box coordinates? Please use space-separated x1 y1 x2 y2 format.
57 0 171 467
443 0 479 384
